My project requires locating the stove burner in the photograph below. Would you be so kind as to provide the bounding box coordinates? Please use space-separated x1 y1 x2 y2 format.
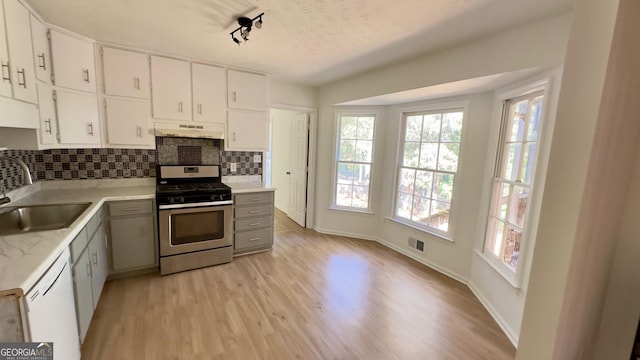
157 184 196 193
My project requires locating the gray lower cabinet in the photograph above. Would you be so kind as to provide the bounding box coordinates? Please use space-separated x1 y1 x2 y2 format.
70 207 106 343
107 200 157 273
234 191 274 255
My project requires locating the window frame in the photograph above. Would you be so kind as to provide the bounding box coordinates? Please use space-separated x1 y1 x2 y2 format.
477 78 556 287
330 110 378 213
391 101 469 241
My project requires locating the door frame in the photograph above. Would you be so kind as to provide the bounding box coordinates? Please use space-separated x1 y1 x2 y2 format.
268 103 317 229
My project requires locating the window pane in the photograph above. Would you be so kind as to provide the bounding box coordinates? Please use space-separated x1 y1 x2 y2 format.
527 97 544 141
355 140 373 162
357 117 375 140
353 164 370 186
339 140 356 161
336 184 353 207
403 142 420 167
521 142 537 184
352 186 369 208
406 116 423 141
509 115 526 142
337 162 354 184
502 143 522 181
486 220 505 256
414 170 433 197
441 112 463 142
509 186 529 228
503 224 522 270
341 117 357 139
498 182 511 220
422 114 441 141
411 196 431 223
398 168 416 193
430 201 450 232
433 173 454 203
438 143 460 172
419 143 438 169
396 192 413 219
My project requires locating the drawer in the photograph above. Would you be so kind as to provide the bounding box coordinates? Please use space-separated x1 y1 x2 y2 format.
234 192 273 206
235 228 273 250
235 216 273 231
108 200 153 216
235 204 273 219
69 227 88 264
86 207 103 237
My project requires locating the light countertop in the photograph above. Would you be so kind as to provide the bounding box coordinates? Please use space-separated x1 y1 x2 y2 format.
0 184 155 295
229 182 276 193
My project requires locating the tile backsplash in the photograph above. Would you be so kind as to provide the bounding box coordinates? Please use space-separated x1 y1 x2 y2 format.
1 138 263 192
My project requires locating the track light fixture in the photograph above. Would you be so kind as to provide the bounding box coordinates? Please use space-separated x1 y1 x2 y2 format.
230 12 264 45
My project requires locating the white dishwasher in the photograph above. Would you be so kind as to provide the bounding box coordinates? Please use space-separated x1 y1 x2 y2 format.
25 248 81 360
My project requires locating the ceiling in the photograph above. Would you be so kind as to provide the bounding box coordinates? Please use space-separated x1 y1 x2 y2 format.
25 0 572 87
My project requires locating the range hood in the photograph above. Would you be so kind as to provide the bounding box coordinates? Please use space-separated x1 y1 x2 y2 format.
154 122 224 139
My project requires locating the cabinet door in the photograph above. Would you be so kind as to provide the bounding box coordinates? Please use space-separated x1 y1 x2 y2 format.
110 216 156 271
55 90 100 145
3 0 37 103
227 70 267 111
29 14 51 84
226 109 268 151
104 97 153 146
72 249 94 343
89 224 108 308
150 56 190 121
50 30 96 93
0 5 11 98
102 47 149 98
192 63 225 124
36 83 58 145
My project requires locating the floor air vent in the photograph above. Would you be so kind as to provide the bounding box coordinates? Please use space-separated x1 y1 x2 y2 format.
408 237 425 252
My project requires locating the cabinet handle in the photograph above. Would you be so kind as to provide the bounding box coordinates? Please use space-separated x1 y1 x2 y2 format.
92 252 98 266
86 262 92 277
17 68 26 88
136 126 142 137
248 210 261 214
232 91 237 102
45 118 52 134
134 77 140 90
248 237 261 242
83 68 90 83
178 102 183 113
197 103 202 114
248 222 261 227
248 198 261 202
1 61 10 83
121 207 140 212
88 123 94 136
38 53 47 70
233 132 237 141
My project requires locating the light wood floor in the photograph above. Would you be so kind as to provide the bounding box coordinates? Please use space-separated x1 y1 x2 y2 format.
81 209 515 359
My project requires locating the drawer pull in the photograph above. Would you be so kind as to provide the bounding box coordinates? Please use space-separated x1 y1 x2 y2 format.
248 237 261 242
249 222 261 226
248 198 261 202
121 207 140 211
248 210 261 214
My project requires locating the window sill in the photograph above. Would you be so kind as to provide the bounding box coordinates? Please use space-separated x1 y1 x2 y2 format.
329 206 375 215
473 249 522 289
385 217 454 243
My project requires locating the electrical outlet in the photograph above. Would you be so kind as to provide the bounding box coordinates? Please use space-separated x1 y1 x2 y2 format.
230 163 237 173
253 154 261 163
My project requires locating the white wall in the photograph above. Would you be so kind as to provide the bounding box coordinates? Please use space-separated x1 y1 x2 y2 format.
311 13 572 346
269 79 317 109
270 109 294 211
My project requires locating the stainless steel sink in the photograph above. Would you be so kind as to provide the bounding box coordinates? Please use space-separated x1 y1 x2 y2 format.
0 203 91 236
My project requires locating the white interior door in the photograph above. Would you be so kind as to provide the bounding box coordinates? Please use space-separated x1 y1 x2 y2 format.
287 113 309 227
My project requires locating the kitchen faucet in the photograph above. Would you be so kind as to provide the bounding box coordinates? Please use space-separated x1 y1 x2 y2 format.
0 156 34 205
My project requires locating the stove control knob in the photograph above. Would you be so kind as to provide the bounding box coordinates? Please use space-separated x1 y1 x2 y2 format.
176 196 184 203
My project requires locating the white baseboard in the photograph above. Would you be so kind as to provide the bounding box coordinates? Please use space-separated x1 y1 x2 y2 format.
312 226 519 348
467 282 519 347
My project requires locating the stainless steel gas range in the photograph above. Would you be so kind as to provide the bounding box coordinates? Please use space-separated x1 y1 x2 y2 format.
156 165 233 275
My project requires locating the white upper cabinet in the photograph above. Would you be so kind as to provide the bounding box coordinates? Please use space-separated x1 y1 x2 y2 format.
150 55 191 121
0 4 11 98
102 47 149 99
29 14 51 84
3 0 37 103
227 70 267 111
36 82 58 145
104 97 153 147
192 63 225 125
55 89 100 145
50 30 96 93
226 109 268 151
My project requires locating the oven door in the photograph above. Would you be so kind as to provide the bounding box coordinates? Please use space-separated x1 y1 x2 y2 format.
158 203 232 257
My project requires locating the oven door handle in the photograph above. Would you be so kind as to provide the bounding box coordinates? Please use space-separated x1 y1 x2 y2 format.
158 200 233 210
